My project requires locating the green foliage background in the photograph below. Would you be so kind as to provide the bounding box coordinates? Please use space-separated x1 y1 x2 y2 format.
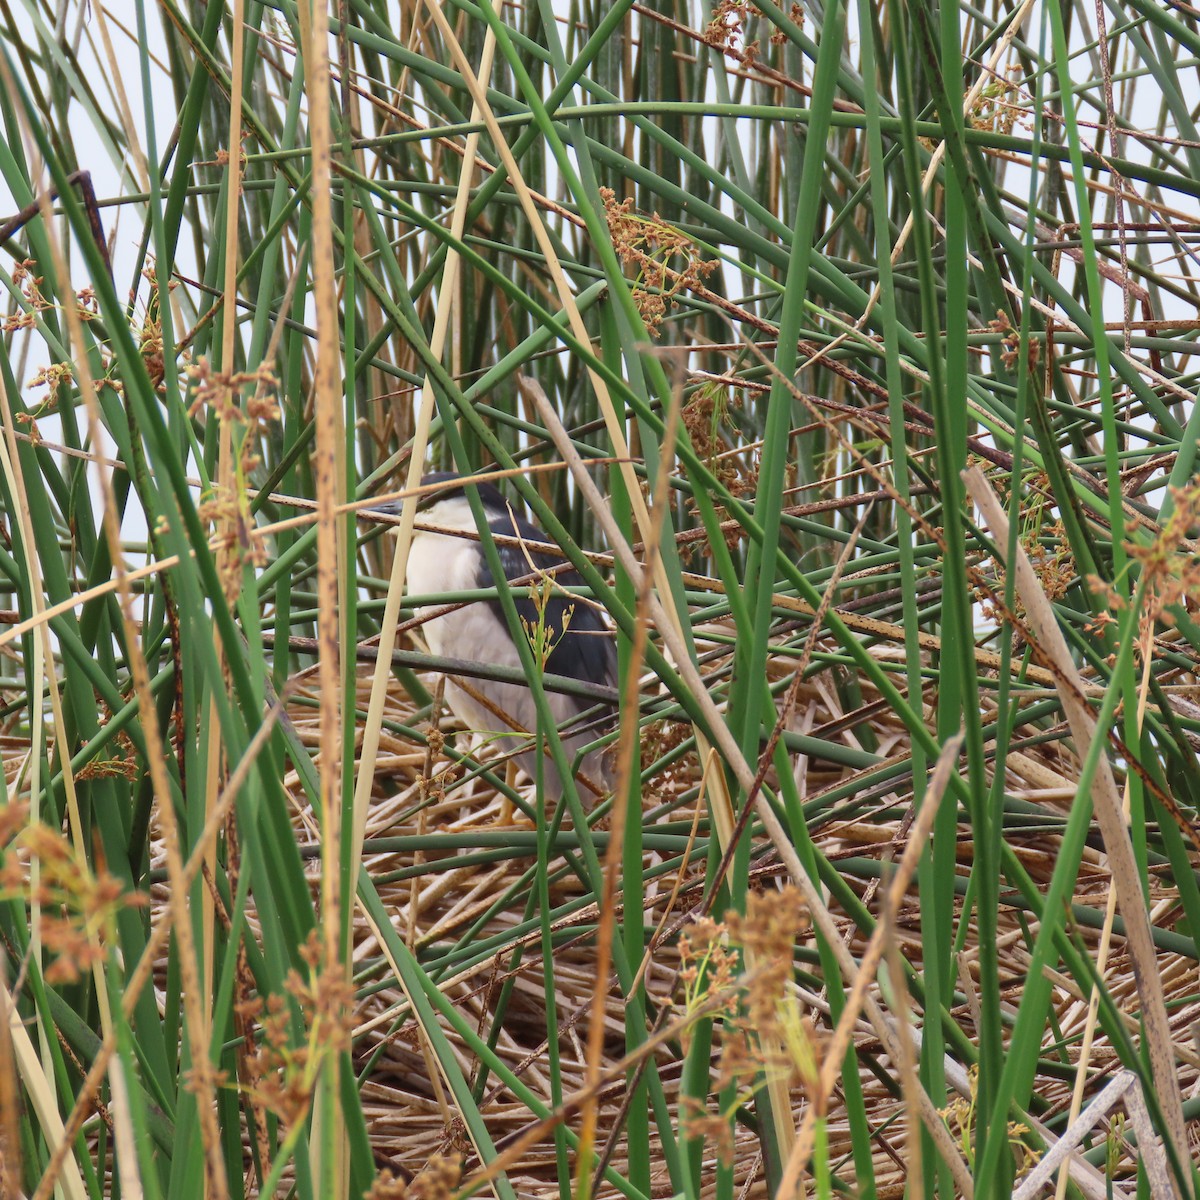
0 0 1199 1197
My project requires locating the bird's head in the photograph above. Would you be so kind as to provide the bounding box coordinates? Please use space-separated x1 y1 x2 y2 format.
413 472 515 534
365 471 514 529
418 471 510 515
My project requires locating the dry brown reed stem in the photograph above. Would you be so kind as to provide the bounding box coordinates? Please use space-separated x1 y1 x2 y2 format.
29 699 287 1200
298 0 348 1186
884 931 925 1200
92 5 151 193
963 465 1190 1189
1056 629 1156 1200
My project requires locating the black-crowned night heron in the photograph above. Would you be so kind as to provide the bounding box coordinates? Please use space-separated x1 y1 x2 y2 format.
396 471 616 806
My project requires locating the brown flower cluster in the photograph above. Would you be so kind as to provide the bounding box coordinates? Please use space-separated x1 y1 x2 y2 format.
725 887 818 1090
0 804 147 985
76 285 99 321
968 66 1030 136
677 916 740 1030
681 382 755 533
676 886 818 1161
187 357 281 428
639 719 696 805
2 259 97 337
2 260 50 333
77 722 139 783
234 929 357 1129
188 357 281 580
979 470 1072 628
601 187 720 337
75 755 139 783
774 4 805 41
366 1155 462 1200
13 409 41 445
137 265 171 392
704 0 761 53
1090 476 1200 651
26 361 73 412
987 309 1039 375
417 727 463 805
1017 479 1072 607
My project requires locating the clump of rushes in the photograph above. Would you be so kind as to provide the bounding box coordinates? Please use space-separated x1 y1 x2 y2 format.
676 886 818 1164
0 804 146 985
600 187 720 337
